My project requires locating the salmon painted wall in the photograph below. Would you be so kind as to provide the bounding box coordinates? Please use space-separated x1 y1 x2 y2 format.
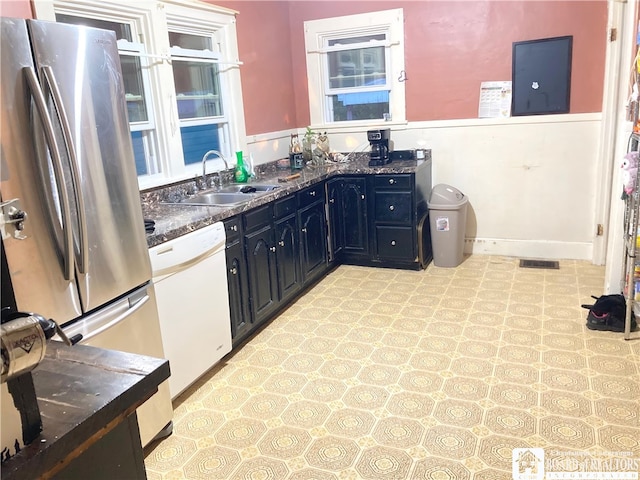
288 1 607 125
212 1 297 136
223 0 607 134
0 0 32 18
18 0 606 135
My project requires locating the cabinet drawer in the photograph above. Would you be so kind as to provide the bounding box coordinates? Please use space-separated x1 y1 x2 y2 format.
375 226 415 260
224 216 241 242
374 174 412 190
374 191 413 224
243 204 273 232
274 195 296 219
297 184 325 209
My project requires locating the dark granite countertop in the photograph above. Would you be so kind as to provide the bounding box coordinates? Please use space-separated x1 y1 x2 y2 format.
1 342 169 480
142 152 432 248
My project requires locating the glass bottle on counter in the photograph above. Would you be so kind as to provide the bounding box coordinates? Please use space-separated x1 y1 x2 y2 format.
234 151 248 183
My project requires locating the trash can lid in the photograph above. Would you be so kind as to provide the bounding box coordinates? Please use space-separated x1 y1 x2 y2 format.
428 184 468 208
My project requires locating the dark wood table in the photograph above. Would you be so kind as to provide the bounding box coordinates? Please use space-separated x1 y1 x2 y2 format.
1 341 170 480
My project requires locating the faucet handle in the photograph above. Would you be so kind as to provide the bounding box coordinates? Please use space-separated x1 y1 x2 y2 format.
210 172 221 189
194 176 206 192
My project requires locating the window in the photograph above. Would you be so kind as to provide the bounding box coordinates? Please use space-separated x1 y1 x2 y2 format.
304 9 405 127
169 32 228 166
34 0 246 189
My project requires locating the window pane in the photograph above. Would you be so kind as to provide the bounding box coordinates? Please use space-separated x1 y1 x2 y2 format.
169 32 212 51
180 124 222 165
131 130 159 176
173 61 222 119
55 14 132 41
331 92 389 122
328 46 385 89
121 55 148 123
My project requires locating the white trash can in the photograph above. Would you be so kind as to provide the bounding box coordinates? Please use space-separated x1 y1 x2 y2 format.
428 184 468 267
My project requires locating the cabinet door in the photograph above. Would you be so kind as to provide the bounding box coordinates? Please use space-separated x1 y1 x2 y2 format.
275 214 301 303
225 239 251 344
245 225 278 325
299 201 328 283
341 178 369 255
326 178 344 261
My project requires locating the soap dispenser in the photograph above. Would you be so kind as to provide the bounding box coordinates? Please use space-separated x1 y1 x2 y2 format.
234 151 248 183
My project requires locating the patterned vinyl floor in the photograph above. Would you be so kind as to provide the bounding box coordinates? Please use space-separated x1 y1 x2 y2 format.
144 255 640 479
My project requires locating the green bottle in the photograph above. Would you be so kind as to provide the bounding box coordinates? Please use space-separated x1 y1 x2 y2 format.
234 151 248 183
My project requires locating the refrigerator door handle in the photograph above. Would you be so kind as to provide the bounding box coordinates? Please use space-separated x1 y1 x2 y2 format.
41 65 89 275
23 66 75 281
76 292 150 343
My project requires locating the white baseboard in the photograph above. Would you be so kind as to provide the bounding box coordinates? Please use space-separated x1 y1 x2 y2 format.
463 237 593 261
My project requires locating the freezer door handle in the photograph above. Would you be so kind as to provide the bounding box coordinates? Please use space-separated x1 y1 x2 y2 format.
77 292 150 343
41 65 89 275
23 66 74 281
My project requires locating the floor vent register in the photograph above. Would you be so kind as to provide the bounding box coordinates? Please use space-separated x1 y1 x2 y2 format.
519 259 560 269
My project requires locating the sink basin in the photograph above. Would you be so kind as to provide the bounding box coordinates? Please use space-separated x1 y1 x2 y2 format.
217 184 281 193
163 184 281 207
178 192 257 206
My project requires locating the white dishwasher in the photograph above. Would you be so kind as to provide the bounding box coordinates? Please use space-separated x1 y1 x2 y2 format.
149 222 232 400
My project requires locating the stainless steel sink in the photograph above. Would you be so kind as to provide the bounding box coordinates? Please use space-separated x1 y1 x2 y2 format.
163 184 281 207
178 192 256 206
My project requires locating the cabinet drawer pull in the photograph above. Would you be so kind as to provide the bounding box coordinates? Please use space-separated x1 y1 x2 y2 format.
279 241 285 247
229 225 238 232
391 240 396 246
389 205 395 211
309 191 316 197
389 179 395 185
230 267 238 275
301 228 307 233
270 246 276 252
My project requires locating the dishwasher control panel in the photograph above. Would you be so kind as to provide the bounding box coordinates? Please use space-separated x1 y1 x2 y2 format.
148 222 226 275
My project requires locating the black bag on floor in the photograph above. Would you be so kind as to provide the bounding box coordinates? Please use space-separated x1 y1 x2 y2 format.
581 294 637 332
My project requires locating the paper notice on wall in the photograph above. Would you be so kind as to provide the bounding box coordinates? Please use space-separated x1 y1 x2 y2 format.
478 81 512 118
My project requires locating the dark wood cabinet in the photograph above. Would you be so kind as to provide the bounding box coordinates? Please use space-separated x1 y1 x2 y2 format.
221 160 431 351
326 178 344 262
341 177 369 257
298 184 328 283
224 217 251 345
326 177 369 264
369 171 432 269
372 175 416 263
374 225 414 260
274 212 301 304
225 193 308 345
244 205 279 326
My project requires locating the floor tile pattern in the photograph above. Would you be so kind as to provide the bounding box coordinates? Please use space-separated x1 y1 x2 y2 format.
145 256 640 479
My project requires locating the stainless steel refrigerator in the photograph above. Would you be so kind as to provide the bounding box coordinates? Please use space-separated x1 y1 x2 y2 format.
0 18 173 447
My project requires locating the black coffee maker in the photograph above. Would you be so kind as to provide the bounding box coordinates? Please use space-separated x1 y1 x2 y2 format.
367 128 391 166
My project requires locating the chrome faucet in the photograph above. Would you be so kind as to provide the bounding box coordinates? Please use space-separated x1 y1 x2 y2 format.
201 150 229 190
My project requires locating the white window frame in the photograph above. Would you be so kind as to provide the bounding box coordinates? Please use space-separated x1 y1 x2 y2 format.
33 0 247 190
117 40 160 176
304 9 406 129
167 36 231 170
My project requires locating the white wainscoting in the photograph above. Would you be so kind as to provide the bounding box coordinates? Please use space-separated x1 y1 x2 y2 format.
246 113 603 261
